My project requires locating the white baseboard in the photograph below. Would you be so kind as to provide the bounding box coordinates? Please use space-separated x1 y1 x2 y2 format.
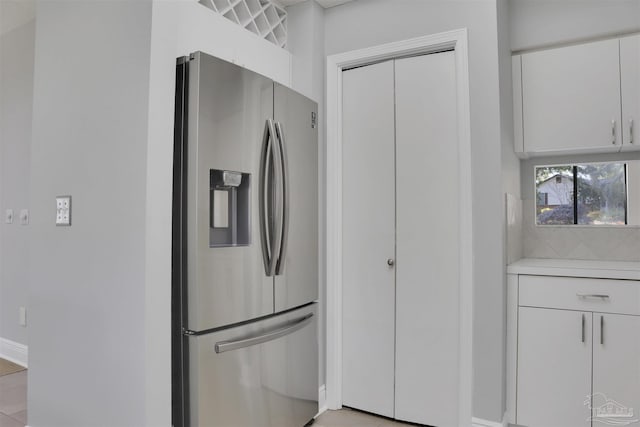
317 384 327 416
0 337 28 367
472 413 508 427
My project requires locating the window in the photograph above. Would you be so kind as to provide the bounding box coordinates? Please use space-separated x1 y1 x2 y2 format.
536 162 629 226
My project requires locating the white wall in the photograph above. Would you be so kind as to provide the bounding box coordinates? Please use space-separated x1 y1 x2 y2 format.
145 2 291 424
324 0 505 422
285 0 327 396
0 19 34 351
509 0 640 52
29 1 153 425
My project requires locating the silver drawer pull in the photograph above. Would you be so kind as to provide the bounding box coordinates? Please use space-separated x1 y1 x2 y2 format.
215 313 313 354
576 293 610 300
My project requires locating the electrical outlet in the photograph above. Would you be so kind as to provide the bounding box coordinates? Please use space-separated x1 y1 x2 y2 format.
19 307 26 327
5 209 13 224
56 196 72 226
19 209 29 225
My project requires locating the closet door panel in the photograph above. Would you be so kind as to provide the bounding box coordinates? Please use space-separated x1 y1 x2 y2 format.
342 60 396 417
394 51 460 426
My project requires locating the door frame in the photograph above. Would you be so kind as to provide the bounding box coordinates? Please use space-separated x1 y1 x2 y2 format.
325 29 473 426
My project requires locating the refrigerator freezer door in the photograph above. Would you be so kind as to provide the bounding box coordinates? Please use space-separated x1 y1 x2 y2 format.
189 303 319 427
273 84 319 313
187 52 274 331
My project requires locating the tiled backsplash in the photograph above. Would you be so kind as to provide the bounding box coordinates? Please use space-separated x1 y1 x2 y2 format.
522 198 640 262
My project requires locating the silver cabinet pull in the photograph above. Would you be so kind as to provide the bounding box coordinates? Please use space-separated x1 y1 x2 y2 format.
576 293 610 300
612 119 617 145
387 258 395 267
581 313 585 343
631 119 634 144
215 313 313 353
600 315 604 345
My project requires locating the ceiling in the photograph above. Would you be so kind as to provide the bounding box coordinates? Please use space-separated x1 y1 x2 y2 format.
275 0 353 8
0 0 35 36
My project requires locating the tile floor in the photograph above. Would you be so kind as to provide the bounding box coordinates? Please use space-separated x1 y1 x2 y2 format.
0 370 26 427
315 408 416 427
0 374 409 427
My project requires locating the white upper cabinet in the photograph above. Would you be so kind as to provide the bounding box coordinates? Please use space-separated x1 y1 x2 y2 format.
519 39 622 155
621 35 640 152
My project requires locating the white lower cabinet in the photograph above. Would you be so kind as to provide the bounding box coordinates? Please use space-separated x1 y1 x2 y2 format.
517 307 592 427
592 313 640 425
514 275 640 427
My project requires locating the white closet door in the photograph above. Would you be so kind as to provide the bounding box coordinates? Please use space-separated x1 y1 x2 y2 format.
394 51 460 426
342 60 396 417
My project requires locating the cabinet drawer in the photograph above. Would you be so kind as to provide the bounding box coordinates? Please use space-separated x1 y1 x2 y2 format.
519 275 640 315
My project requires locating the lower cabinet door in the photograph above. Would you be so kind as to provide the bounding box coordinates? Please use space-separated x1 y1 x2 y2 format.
592 313 640 426
517 307 592 427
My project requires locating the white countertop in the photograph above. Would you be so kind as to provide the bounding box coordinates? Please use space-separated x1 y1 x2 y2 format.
507 258 640 280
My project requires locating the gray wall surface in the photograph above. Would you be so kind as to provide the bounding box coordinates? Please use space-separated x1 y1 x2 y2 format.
509 0 640 52
324 0 505 422
0 20 35 347
29 1 153 425
286 0 327 389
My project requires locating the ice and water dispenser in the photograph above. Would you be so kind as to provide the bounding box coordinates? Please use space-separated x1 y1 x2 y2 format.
210 169 250 247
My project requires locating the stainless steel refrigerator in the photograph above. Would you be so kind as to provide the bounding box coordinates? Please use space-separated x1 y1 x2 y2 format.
172 52 319 427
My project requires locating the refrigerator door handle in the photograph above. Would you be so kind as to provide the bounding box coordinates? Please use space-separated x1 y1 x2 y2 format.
214 313 313 353
259 119 282 276
274 121 290 275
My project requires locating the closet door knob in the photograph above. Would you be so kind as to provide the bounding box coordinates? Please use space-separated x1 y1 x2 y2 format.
387 258 395 267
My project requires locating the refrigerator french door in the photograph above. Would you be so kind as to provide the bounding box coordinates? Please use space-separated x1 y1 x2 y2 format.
172 52 319 427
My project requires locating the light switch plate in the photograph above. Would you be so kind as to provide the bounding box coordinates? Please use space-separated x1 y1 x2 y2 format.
56 196 71 226
19 209 29 225
5 209 13 224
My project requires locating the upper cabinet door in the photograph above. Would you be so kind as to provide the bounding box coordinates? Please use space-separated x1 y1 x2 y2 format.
621 35 640 152
521 39 622 154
